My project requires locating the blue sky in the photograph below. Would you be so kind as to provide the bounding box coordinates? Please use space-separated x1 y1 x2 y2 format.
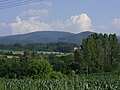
0 0 120 36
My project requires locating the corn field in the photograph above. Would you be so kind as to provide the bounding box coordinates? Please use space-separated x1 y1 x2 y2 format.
0 75 120 90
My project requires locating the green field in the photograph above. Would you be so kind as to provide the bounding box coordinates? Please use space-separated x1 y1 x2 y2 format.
0 74 120 90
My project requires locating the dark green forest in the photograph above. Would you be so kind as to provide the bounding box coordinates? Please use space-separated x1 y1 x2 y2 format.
0 42 78 53
0 33 120 79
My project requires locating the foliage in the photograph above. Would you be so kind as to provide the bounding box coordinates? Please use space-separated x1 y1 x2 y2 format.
74 33 120 74
28 60 53 79
0 42 78 53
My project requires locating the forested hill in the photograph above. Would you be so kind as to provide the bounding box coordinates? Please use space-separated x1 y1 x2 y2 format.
58 31 94 44
0 31 94 44
0 31 73 44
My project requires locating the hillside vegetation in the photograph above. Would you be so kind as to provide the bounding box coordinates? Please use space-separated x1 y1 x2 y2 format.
0 31 94 44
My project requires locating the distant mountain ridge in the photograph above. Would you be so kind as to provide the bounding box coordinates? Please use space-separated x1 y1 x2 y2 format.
0 31 119 44
58 31 94 44
0 31 73 44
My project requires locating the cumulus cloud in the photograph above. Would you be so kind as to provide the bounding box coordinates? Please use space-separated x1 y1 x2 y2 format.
66 14 93 32
2 13 93 35
9 9 49 35
10 16 49 35
49 13 93 33
2 12 120 36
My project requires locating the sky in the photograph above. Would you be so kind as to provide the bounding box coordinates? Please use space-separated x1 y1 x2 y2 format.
0 0 120 36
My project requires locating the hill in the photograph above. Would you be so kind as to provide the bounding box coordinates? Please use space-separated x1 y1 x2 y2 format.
0 31 73 44
58 31 94 44
0 31 96 44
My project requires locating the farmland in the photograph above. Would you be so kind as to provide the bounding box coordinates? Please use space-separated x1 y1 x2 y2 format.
0 74 120 90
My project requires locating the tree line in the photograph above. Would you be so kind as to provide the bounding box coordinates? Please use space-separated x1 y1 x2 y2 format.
0 42 78 53
74 33 120 74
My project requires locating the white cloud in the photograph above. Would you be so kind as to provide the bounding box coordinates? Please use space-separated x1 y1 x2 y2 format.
4 9 49 35
2 13 94 35
49 13 93 33
66 14 93 33
10 16 49 35
10 13 94 34
112 18 120 28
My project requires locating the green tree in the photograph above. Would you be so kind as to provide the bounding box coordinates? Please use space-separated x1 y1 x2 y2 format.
109 34 119 71
50 60 67 74
82 36 96 74
28 60 53 79
103 34 110 64
80 33 119 73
